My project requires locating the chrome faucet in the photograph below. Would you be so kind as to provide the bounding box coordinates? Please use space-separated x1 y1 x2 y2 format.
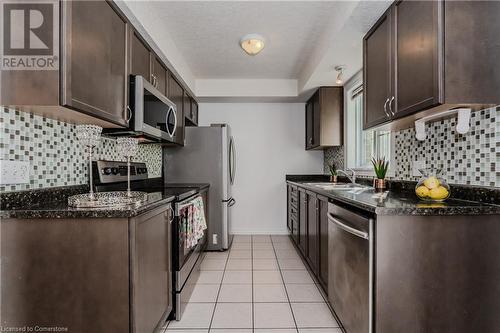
337 168 357 185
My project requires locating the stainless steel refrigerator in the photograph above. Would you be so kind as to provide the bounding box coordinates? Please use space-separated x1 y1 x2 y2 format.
164 124 235 251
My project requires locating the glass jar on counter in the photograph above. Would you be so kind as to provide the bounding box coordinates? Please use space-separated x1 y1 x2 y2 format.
415 168 450 202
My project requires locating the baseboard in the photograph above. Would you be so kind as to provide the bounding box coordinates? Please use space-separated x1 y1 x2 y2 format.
230 229 289 235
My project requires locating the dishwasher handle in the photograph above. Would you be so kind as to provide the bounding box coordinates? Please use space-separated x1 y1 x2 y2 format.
328 213 369 240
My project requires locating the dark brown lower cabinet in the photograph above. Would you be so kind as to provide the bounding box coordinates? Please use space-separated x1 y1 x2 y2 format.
287 183 329 294
298 188 308 256
306 191 319 275
131 205 173 333
318 195 329 290
0 204 173 333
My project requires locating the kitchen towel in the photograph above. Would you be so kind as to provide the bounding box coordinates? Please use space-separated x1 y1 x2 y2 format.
184 196 207 249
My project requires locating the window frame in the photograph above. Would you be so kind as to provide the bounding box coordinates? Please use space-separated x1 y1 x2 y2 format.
343 70 395 177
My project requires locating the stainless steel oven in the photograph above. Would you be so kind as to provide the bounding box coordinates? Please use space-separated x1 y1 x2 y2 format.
172 194 207 320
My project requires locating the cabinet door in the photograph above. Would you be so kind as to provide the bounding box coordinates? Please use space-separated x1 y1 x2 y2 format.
312 91 321 148
363 8 393 129
131 205 172 333
152 56 167 95
298 189 308 256
184 91 192 121
318 196 329 291
305 100 314 149
394 0 443 118
168 74 185 145
191 98 199 125
130 30 151 83
287 186 292 232
307 194 319 274
61 0 128 126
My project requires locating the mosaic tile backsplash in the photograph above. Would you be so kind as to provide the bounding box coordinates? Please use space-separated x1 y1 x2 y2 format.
0 107 162 192
324 106 499 188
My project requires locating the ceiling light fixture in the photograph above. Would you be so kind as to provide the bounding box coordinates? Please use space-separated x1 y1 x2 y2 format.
240 34 265 56
335 65 345 85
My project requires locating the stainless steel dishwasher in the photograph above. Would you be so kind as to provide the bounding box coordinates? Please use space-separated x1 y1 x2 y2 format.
327 202 373 333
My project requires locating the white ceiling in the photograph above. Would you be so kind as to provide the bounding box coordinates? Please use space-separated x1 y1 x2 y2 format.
149 1 351 79
121 0 391 101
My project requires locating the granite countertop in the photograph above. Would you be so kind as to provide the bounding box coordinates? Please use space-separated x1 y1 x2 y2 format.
287 179 500 216
0 183 210 219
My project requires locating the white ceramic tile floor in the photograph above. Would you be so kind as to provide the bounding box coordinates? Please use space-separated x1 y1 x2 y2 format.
165 235 340 332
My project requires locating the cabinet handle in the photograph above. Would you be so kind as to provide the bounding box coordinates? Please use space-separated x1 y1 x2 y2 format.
165 206 174 224
388 96 395 116
168 206 174 223
309 138 313 145
383 98 390 118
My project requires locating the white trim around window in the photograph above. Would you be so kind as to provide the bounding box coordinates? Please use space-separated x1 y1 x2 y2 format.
343 70 395 177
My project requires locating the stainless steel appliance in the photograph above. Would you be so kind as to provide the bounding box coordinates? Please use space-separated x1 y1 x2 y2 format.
92 160 208 321
104 75 177 143
165 124 235 251
328 203 373 333
173 194 206 320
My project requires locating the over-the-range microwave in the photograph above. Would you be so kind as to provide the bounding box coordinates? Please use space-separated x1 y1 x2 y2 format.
104 75 177 143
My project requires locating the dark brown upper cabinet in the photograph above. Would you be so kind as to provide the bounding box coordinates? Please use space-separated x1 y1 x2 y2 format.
60 1 129 127
394 1 441 118
130 30 168 95
364 0 500 130
363 8 393 129
191 98 199 126
168 73 185 146
0 0 199 132
151 56 167 96
183 91 192 121
305 87 343 150
130 30 151 84
185 94 199 126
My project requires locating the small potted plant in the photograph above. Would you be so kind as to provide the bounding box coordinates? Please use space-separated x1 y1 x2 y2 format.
371 157 389 190
329 163 338 183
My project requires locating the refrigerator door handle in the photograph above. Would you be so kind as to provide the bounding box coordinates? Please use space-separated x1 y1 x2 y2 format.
229 136 236 185
222 197 236 207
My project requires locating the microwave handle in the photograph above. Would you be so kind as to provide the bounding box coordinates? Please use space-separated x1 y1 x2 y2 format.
166 106 177 138
126 106 132 124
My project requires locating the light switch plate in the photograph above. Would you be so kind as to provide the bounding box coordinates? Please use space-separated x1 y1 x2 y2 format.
0 160 30 184
413 160 426 177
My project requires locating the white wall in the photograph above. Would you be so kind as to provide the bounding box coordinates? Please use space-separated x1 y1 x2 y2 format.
199 103 324 235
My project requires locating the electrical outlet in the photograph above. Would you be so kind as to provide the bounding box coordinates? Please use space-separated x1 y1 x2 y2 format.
0 160 30 184
212 234 218 245
413 160 426 177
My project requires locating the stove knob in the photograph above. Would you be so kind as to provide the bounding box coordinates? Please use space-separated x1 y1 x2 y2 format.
142 168 147 173
103 167 112 175
111 167 119 175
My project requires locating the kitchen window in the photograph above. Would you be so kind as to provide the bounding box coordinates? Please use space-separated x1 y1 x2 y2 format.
344 72 393 173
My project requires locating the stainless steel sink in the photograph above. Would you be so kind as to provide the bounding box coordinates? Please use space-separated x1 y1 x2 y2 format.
304 182 367 191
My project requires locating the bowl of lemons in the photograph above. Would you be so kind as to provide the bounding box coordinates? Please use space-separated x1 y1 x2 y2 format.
415 168 450 202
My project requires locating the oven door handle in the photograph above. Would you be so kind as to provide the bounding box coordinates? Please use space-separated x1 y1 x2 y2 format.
328 213 369 240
